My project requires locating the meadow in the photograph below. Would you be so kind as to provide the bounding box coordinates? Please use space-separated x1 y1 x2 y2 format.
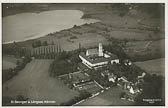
134 58 165 76
78 86 134 106
3 60 79 105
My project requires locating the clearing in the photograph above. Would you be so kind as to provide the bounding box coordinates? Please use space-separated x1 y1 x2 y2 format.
2 59 79 105
134 58 165 76
77 86 134 106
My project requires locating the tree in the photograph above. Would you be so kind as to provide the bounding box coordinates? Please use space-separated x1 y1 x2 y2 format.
51 41 54 45
135 74 165 106
16 60 20 66
79 42 81 50
43 41 48 46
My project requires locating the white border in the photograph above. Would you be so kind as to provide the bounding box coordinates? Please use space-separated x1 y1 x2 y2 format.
0 1 167 108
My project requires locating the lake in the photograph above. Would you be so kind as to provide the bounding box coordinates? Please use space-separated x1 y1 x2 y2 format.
2 10 99 44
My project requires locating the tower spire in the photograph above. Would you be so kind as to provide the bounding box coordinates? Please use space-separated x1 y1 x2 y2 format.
98 43 103 56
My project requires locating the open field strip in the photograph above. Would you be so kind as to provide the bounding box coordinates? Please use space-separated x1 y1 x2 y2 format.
77 86 134 106
3 59 79 105
134 58 165 76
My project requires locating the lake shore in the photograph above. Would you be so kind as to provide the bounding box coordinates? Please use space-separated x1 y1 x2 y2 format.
3 10 99 44
3 4 165 61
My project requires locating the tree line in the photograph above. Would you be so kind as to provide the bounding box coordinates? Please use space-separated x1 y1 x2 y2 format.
135 73 164 105
49 49 83 77
2 56 32 83
32 40 55 48
60 90 91 106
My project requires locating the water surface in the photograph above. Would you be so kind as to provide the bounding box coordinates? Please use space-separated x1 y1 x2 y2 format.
3 10 99 44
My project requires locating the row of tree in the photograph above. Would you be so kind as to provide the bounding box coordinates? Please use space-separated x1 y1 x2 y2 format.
30 44 62 57
32 40 54 48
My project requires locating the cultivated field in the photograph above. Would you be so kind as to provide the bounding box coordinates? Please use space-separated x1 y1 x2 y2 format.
77 86 134 106
124 39 165 61
2 59 79 105
134 58 165 76
2 56 19 70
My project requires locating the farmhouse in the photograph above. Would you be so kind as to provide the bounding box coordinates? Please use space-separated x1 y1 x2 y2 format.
79 43 119 69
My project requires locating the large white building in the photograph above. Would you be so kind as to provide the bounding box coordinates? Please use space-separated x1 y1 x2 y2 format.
79 43 119 69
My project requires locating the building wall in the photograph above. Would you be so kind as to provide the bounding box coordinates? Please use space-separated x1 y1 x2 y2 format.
111 59 119 64
79 55 94 67
79 55 119 69
104 53 110 58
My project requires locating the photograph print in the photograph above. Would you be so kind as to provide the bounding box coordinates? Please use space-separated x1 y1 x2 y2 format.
2 3 165 106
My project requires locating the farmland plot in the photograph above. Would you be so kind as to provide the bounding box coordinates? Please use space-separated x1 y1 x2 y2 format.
2 59 79 105
77 86 134 106
134 58 165 76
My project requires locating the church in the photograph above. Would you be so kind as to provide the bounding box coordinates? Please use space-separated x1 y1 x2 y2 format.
79 43 119 69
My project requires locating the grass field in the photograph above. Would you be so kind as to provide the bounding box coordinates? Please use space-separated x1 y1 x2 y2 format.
2 56 19 70
134 58 165 76
2 59 79 105
124 39 165 61
78 86 134 106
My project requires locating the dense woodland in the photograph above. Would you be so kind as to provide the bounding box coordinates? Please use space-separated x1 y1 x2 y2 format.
49 49 83 77
135 74 165 105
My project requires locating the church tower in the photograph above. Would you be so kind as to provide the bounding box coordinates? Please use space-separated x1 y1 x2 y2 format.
98 43 103 56
86 50 89 56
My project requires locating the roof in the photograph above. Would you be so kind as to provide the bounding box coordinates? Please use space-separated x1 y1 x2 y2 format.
105 52 118 59
79 52 118 64
87 48 98 55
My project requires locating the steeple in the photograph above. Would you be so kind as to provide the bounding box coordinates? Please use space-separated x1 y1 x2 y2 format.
98 43 103 56
86 50 89 56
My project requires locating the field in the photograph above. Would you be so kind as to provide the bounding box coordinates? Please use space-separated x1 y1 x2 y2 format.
77 86 134 106
78 81 102 94
2 56 19 70
124 39 165 61
134 58 165 76
2 59 79 105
